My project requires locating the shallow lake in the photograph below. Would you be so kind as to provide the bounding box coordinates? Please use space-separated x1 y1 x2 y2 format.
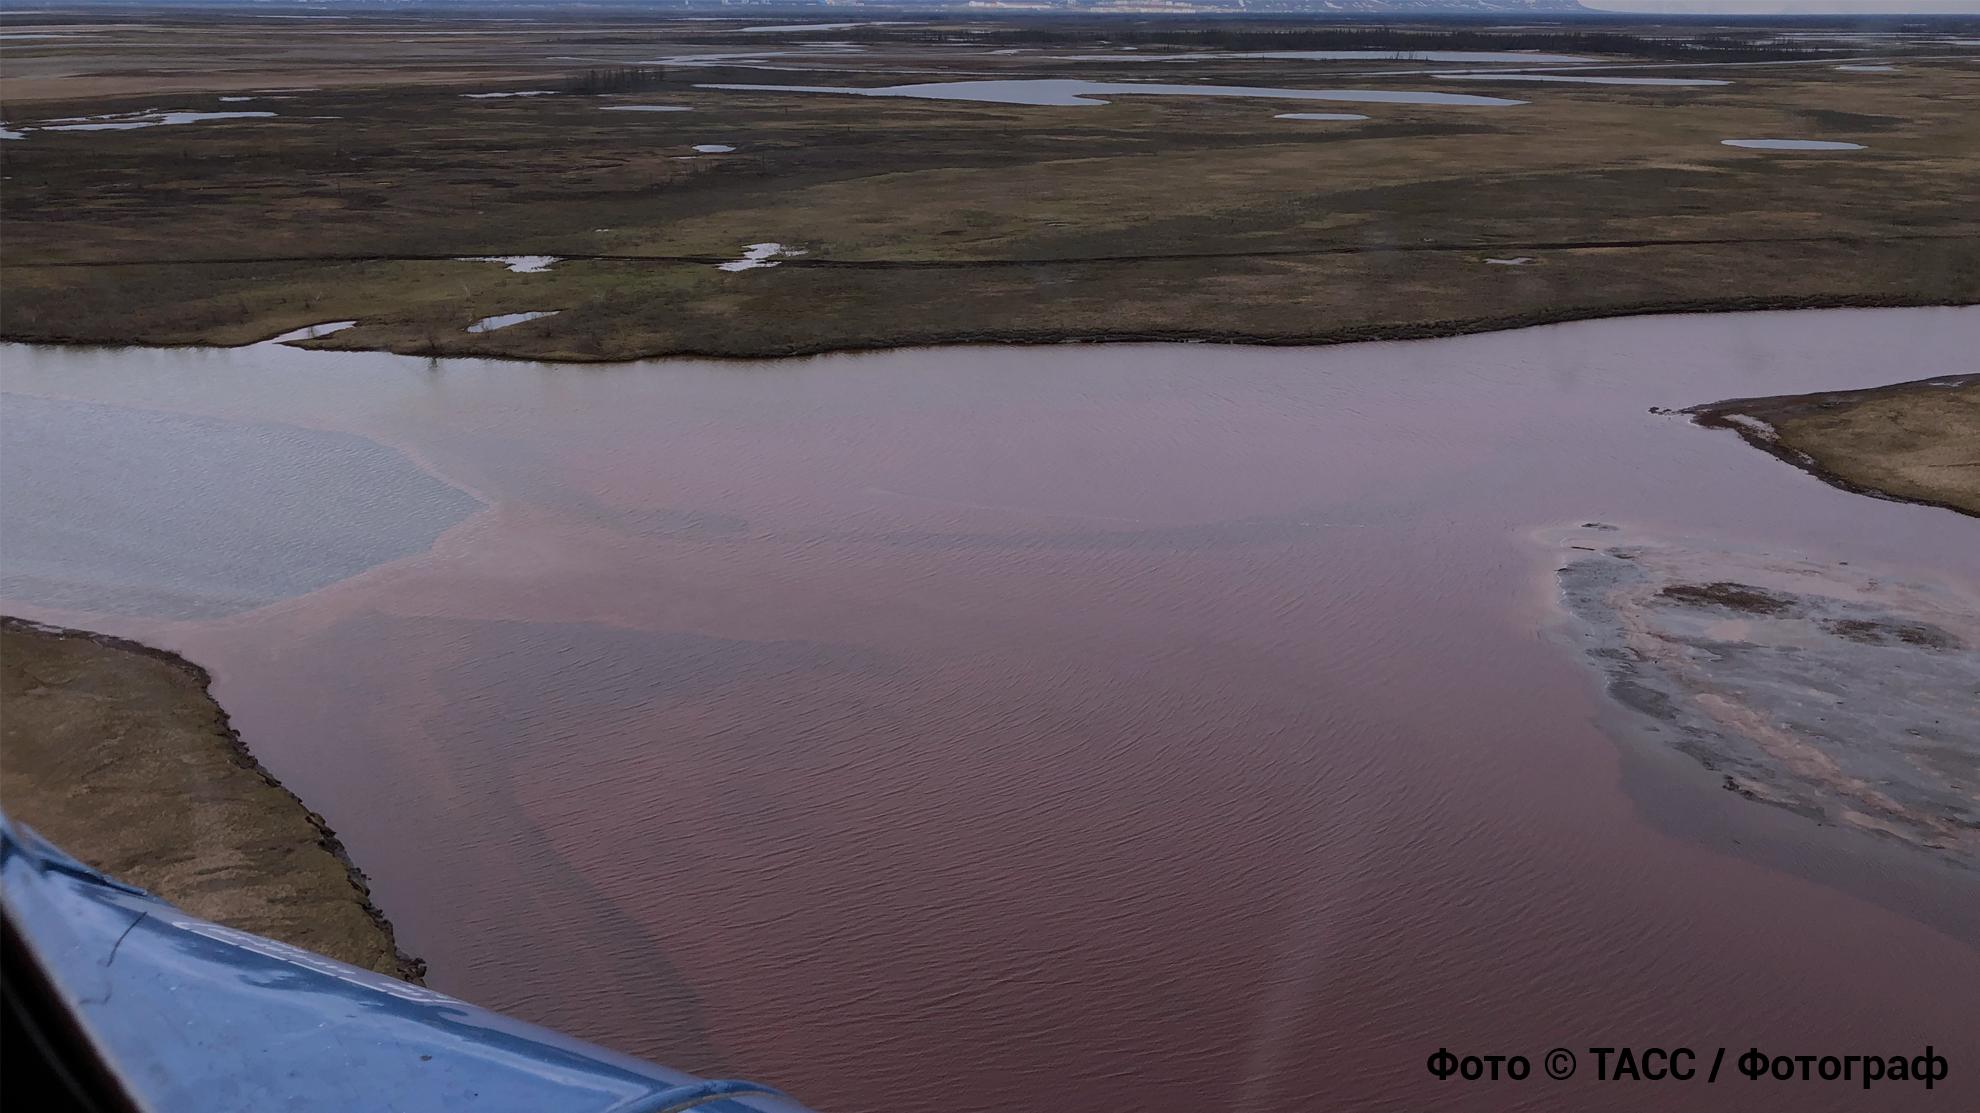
1722 138 1867 150
1434 73 1729 86
1064 50 1595 64
698 79 1525 107
2 308 1977 1113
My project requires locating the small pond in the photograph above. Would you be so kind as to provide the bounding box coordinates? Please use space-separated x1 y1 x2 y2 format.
466 311 559 333
698 79 1524 108
1721 138 1866 151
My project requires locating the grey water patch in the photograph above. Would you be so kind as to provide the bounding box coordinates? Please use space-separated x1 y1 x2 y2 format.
1062 50 1595 64
1834 64 1899 73
1721 138 1866 150
600 104 693 113
697 79 1525 108
1484 256 1535 266
692 143 736 153
1548 525 1980 866
466 311 558 333
461 90 556 99
0 394 481 619
1274 112 1369 121
718 243 805 271
263 320 357 344
1435 73 1729 87
31 110 276 133
637 49 865 66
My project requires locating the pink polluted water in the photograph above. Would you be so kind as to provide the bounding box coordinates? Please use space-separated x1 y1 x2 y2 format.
3 307 1976 1112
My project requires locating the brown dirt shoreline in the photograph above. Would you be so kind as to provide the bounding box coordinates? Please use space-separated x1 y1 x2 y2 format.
0 616 425 982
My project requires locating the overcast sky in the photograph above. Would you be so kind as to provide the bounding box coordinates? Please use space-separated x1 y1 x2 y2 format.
1579 1 1980 12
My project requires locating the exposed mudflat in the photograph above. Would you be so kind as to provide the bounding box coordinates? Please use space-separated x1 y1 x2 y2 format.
1550 525 1979 866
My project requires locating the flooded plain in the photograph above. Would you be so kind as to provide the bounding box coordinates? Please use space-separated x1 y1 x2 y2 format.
18 108 276 134
2 307 1977 1113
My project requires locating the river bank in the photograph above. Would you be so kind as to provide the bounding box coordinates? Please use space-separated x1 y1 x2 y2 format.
0 617 422 982
10 289 1968 365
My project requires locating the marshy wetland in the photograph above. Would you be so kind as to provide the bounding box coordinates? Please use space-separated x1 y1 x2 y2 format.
2 13 1976 361
2 11 1978 1113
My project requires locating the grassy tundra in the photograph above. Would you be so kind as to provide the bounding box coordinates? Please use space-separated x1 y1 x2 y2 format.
1 14 1976 360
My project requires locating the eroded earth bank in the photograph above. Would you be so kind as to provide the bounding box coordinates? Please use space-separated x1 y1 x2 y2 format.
0 616 423 981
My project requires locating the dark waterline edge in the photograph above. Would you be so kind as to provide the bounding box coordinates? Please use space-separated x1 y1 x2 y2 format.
4 292 1974 367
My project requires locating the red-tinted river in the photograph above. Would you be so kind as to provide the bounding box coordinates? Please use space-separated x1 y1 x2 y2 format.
3 307 1976 1112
